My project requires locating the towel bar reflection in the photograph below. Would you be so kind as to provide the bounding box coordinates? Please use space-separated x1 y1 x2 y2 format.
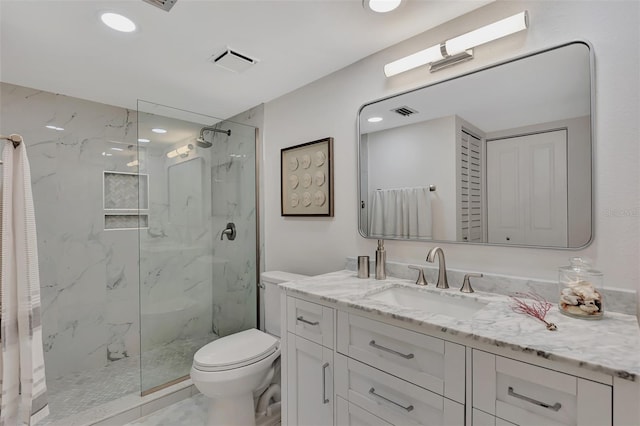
375 185 437 191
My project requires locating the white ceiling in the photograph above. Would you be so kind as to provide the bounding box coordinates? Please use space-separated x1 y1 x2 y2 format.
0 0 490 121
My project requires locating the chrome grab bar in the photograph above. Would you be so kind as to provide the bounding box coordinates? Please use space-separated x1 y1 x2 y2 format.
322 362 330 404
296 316 319 326
369 340 414 359
508 386 562 411
369 387 414 412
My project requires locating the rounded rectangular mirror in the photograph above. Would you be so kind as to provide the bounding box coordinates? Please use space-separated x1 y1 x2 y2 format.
358 41 593 248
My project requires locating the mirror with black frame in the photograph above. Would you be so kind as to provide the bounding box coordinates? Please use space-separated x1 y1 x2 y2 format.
358 41 593 248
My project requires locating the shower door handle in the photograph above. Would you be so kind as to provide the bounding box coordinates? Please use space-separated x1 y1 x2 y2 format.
221 222 236 240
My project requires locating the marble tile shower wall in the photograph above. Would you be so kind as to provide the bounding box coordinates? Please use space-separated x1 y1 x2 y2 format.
0 82 141 379
1 82 259 382
208 121 257 336
140 148 214 353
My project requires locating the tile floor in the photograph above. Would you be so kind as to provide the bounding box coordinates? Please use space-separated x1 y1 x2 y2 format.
124 393 208 425
43 334 215 425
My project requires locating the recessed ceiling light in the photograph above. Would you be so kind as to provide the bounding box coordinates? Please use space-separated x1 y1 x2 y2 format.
101 12 136 33
363 0 402 13
151 128 167 134
138 138 150 143
368 117 383 123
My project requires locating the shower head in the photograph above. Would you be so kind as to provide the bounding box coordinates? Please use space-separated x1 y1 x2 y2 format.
195 136 212 148
196 126 231 148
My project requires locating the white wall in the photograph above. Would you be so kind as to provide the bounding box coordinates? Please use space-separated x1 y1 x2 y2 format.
263 1 639 313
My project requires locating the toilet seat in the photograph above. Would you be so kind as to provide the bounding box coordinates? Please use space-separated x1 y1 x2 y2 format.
193 329 279 372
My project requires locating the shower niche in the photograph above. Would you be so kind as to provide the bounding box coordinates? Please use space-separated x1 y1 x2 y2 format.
103 171 149 230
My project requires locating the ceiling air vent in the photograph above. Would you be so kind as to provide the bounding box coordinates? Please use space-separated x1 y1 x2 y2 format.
142 0 177 12
211 48 259 74
392 106 418 117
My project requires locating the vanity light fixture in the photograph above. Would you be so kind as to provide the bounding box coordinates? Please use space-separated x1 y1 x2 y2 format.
384 11 528 77
100 12 136 33
363 0 402 13
166 144 193 159
367 117 383 123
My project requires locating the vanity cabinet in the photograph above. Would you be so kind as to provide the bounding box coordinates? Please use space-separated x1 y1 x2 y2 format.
282 293 635 426
472 349 612 426
284 297 335 425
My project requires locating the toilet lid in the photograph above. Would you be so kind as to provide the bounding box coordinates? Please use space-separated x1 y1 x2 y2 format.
193 329 279 372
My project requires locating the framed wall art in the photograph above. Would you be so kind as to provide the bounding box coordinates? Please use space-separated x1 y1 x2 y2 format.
281 137 334 216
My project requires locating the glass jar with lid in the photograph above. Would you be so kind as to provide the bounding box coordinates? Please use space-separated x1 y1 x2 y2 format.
558 257 603 319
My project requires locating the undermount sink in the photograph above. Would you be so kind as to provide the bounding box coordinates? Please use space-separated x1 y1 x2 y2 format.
366 286 488 320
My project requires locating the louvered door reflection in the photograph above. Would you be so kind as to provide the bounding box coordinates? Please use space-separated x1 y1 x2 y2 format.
458 130 483 242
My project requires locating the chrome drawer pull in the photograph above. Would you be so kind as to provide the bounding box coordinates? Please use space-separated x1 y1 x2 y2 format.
508 386 562 412
369 387 414 412
369 340 415 359
322 362 330 404
297 316 319 326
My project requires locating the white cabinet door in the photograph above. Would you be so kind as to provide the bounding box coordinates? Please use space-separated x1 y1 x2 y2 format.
486 129 568 247
287 333 333 426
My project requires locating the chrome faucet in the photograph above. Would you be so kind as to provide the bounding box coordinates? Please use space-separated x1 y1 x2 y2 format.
426 247 449 289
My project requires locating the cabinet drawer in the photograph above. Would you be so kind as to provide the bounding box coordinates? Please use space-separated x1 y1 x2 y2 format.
335 353 464 426
337 311 465 403
287 297 334 348
472 350 612 426
472 409 517 426
337 396 393 426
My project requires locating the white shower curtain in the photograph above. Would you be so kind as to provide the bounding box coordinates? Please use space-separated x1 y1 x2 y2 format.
0 141 49 425
369 187 432 239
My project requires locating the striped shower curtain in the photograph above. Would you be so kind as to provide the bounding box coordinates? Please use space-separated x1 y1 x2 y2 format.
0 141 49 425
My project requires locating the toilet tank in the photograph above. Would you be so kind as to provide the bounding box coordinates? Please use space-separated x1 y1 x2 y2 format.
260 271 309 338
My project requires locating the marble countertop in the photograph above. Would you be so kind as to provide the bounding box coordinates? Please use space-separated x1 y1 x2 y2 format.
280 270 640 382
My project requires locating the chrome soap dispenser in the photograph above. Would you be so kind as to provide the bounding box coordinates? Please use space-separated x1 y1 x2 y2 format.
375 239 386 280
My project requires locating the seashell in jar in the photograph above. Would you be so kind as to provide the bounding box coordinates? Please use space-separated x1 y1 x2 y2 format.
579 300 600 313
568 280 600 301
560 293 580 305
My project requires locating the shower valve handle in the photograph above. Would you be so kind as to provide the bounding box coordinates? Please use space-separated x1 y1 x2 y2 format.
221 222 236 241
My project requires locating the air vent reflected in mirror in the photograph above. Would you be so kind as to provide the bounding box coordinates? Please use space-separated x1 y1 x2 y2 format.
392 106 418 117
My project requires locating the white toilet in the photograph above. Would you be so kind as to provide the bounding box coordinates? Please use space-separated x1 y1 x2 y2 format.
190 271 308 426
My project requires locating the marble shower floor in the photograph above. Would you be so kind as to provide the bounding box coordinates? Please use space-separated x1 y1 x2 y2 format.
43 334 216 425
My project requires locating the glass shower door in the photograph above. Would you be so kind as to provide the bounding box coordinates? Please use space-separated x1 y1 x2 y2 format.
137 101 257 393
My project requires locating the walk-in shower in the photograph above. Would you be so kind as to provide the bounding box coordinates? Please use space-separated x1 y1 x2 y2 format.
137 101 258 395
0 81 259 425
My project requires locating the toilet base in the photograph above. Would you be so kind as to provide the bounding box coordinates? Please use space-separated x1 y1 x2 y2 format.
207 393 255 426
